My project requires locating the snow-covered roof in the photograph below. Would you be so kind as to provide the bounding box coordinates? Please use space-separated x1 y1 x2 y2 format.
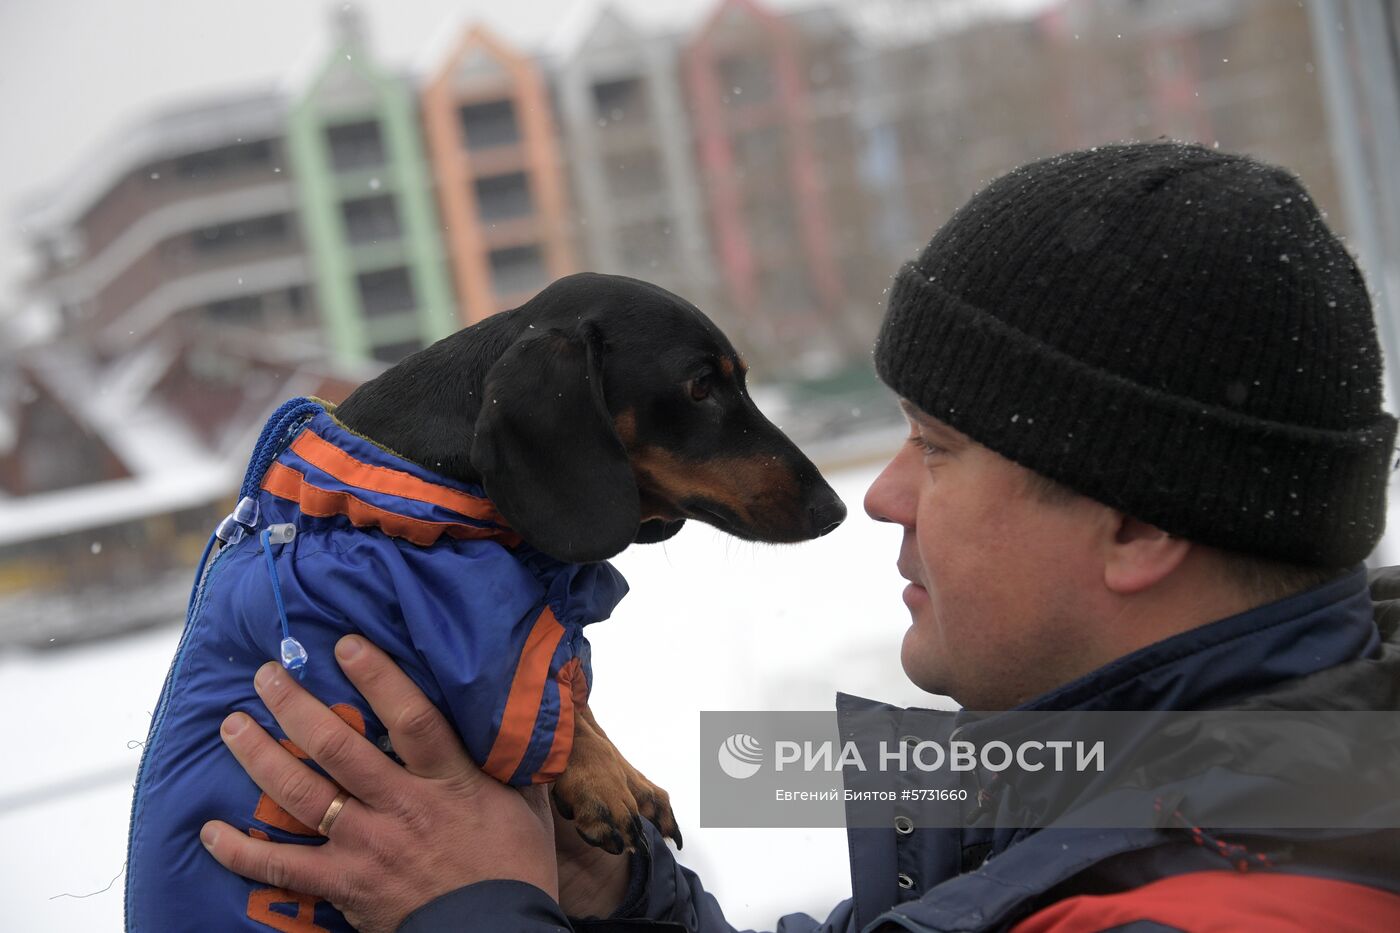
24 343 216 480
0 330 363 544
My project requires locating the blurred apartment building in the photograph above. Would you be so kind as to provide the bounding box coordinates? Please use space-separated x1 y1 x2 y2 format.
557 8 716 326
682 0 881 368
423 24 578 325
21 91 307 359
2 0 1348 645
856 0 1340 247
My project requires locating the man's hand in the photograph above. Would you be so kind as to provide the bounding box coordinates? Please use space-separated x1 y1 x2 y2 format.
553 802 632 918
200 635 558 933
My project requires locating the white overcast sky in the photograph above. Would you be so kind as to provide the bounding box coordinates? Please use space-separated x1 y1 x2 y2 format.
0 0 1048 313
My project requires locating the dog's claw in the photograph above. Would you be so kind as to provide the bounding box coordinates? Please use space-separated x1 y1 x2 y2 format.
573 804 628 855
640 788 682 849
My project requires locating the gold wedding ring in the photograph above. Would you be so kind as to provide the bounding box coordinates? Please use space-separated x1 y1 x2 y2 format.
317 791 350 837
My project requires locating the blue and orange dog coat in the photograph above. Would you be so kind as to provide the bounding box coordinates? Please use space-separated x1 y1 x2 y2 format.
126 398 627 931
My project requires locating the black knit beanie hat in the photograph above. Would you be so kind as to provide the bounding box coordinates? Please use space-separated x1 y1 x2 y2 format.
875 141 1397 567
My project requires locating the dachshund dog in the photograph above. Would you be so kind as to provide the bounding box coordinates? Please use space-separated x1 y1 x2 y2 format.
126 273 844 931
334 272 846 845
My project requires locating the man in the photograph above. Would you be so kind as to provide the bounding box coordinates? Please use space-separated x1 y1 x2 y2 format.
197 142 1400 931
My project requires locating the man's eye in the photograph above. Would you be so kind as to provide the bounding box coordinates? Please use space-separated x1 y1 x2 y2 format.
907 435 944 457
689 375 712 402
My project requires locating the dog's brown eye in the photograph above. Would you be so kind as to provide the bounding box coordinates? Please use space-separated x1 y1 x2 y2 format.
689 375 712 402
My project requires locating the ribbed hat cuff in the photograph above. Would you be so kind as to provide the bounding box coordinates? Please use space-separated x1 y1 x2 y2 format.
875 262 1398 566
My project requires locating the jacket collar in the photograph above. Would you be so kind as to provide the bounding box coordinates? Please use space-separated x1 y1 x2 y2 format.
951 567 1383 834
263 409 519 547
1011 566 1378 715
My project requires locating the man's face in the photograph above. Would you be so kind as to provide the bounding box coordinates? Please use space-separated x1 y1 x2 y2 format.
863 400 1109 709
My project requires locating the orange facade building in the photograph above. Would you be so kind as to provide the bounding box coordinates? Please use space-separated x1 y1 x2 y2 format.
421 26 577 326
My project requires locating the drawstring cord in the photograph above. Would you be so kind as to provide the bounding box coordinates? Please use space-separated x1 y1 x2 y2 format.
208 397 322 677
239 398 325 503
259 525 307 678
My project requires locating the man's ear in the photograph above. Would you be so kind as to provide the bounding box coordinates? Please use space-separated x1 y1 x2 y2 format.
1104 514 1192 595
471 327 641 563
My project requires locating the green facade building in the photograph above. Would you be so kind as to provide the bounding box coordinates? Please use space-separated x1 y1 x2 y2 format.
287 9 457 365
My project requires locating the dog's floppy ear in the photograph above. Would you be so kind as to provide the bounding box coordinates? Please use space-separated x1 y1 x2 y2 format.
471 326 640 563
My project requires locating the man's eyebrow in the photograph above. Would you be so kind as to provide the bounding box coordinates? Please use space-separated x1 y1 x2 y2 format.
898 400 966 444
898 399 938 426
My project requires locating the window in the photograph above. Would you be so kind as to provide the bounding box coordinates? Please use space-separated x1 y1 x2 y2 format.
285 284 309 317
341 195 401 244
718 54 774 104
592 76 649 124
189 213 288 254
474 172 533 222
357 266 416 317
371 339 423 363
172 139 273 180
326 120 386 171
459 100 520 150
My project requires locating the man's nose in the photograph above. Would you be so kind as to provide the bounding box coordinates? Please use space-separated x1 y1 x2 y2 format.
864 448 914 527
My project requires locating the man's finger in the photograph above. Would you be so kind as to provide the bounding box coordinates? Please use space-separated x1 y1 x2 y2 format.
252 661 403 809
219 711 346 836
333 636 477 782
200 819 339 900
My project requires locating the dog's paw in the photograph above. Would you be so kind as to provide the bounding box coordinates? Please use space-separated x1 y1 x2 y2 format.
552 760 681 854
552 773 639 854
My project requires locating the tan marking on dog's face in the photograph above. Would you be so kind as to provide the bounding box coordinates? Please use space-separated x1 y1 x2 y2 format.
631 445 806 538
613 410 637 446
719 357 735 379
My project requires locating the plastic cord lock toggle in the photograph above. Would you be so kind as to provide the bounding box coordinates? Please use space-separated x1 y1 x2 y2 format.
232 495 260 527
215 514 246 545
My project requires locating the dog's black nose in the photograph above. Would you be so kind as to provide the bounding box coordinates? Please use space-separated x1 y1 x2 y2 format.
809 492 847 537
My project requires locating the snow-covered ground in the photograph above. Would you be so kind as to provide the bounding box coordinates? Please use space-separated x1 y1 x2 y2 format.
0 460 952 932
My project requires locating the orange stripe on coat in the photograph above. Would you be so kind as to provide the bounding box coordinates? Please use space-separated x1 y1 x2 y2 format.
291 429 508 527
482 606 568 783
261 462 520 549
246 888 326 932
533 656 589 784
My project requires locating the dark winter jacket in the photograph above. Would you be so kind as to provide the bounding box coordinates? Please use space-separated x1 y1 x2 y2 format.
402 566 1400 932
126 401 627 932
